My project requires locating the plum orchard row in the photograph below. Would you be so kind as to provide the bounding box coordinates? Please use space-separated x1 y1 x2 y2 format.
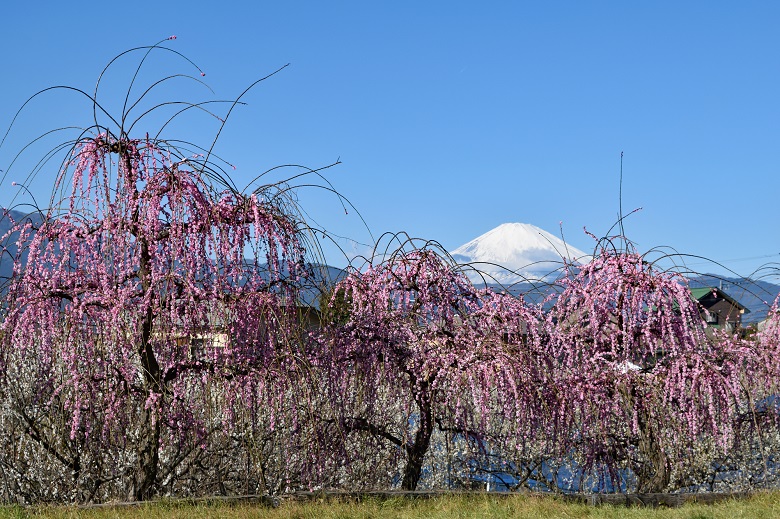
1 134 778 503
0 42 778 504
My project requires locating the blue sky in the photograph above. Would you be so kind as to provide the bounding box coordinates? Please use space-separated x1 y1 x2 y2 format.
1 2 778 278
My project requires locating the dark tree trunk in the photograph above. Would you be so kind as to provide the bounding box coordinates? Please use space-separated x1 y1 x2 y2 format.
401 381 434 490
130 330 164 500
130 235 164 501
636 410 670 493
132 401 162 501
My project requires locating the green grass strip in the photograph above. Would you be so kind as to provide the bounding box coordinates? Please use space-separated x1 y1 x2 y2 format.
3 492 780 519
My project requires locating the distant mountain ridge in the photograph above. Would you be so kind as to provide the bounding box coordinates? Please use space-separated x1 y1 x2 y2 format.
1 214 778 323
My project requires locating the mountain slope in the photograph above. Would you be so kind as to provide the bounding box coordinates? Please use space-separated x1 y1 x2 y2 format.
451 222 590 284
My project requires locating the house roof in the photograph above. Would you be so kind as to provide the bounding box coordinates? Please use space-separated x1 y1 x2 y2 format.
690 287 750 313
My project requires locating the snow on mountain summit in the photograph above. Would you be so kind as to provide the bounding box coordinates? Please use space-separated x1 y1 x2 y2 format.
451 223 590 283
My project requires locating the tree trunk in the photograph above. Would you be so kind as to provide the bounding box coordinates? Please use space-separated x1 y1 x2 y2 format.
132 401 162 501
401 382 434 490
130 333 163 500
130 235 164 501
636 411 670 493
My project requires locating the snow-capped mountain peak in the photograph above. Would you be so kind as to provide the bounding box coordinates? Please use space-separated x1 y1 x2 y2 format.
451 222 590 283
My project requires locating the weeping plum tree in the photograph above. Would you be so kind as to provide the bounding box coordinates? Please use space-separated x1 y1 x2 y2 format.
758 296 780 377
0 41 322 502
546 245 754 492
1 136 310 502
312 243 554 490
754 295 780 411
